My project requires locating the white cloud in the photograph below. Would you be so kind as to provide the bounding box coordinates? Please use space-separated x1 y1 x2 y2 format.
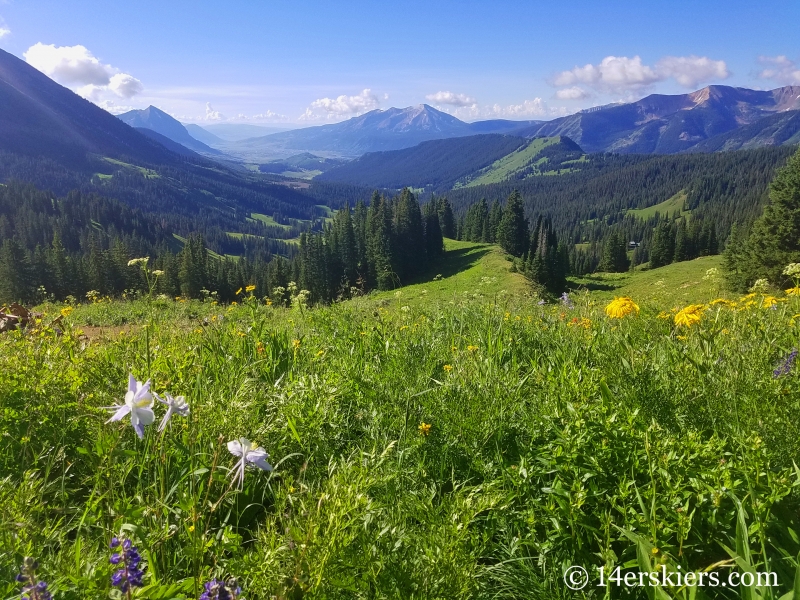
552 54 729 94
108 73 144 98
307 88 381 116
234 109 290 122
23 42 144 109
0 18 10 39
24 43 114 86
657 55 729 88
425 90 476 107
497 98 548 117
205 102 224 121
757 55 800 85
555 86 591 100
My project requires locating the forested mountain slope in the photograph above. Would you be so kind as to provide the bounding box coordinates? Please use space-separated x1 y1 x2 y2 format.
316 134 536 190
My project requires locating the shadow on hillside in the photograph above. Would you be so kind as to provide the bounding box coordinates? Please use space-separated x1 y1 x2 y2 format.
400 246 491 286
573 280 618 292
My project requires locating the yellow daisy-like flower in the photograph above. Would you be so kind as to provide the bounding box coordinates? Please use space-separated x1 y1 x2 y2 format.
605 297 640 319
443 364 453 372
785 286 800 296
656 311 671 320
762 295 780 308
292 339 301 349
418 422 432 436
245 284 256 292
60 306 73 317
709 298 736 307
467 345 479 352
674 304 705 327
236 287 243 295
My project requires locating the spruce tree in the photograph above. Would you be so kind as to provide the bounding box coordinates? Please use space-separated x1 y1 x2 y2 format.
496 190 528 257
599 231 630 272
0 239 34 303
437 197 456 239
737 147 800 286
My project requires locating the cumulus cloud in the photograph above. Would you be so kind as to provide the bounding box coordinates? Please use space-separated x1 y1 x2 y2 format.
757 55 800 85
205 102 224 121
657 55 730 88
23 42 144 107
305 88 381 119
441 98 569 121
555 86 591 100
552 54 729 94
108 73 144 98
425 91 476 107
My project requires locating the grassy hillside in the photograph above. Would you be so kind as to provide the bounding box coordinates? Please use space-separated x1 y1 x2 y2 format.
459 136 584 187
362 239 530 309
3 249 800 598
315 134 530 190
626 189 691 220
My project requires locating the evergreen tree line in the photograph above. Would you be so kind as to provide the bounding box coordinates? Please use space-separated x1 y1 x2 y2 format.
724 146 800 291
292 189 444 303
0 151 374 258
0 183 445 305
443 146 794 275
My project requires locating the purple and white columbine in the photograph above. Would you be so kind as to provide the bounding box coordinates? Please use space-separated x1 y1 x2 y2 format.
154 392 189 432
105 375 155 439
227 437 272 488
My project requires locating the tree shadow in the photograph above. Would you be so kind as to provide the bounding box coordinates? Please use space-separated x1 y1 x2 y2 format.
400 246 491 286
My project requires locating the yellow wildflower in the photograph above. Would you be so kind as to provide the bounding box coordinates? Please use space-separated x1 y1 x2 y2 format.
605 297 640 319
292 339 301 349
245 284 256 292
266 299 273 306
785 286 800 296
674 304 705 327
443 364 453 372
316 350 324 357
467 345 479 352
236 287 243 295
418 422 432 436
762 296 780 308
60 306 73 317
400 325 409 331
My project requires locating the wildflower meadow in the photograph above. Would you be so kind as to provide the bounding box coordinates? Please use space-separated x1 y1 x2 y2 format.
1 261 800 599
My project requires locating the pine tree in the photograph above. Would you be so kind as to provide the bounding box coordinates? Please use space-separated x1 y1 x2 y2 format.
599 231 630 272
437 197 456 239
673 218 688 262
423 201 444 260
737 147 800 286
496 190 528 257
488 199 503 243
366 194 395 290
0 239 34 303
392 188 425 280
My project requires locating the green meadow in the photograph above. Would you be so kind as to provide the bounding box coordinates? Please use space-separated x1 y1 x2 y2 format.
1 242 799 599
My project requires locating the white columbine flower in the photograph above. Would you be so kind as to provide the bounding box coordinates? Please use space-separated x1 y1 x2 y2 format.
227 437 272 488
154 392 189 432
105 375 155 439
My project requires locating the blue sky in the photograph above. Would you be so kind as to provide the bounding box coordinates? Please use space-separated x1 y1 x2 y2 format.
1 0 798 125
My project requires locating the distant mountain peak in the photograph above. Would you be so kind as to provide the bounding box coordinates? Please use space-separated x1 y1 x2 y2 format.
117 106 220 155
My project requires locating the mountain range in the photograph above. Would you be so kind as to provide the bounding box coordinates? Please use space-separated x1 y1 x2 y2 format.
174 85 799 162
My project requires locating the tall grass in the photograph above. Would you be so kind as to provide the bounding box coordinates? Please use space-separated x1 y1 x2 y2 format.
1 290 799 598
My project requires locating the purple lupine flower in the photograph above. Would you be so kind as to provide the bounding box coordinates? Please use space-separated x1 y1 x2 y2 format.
17 557 52 600
200 578 243 600
773 348 798 378
109 536 145 593
560 292 574 309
